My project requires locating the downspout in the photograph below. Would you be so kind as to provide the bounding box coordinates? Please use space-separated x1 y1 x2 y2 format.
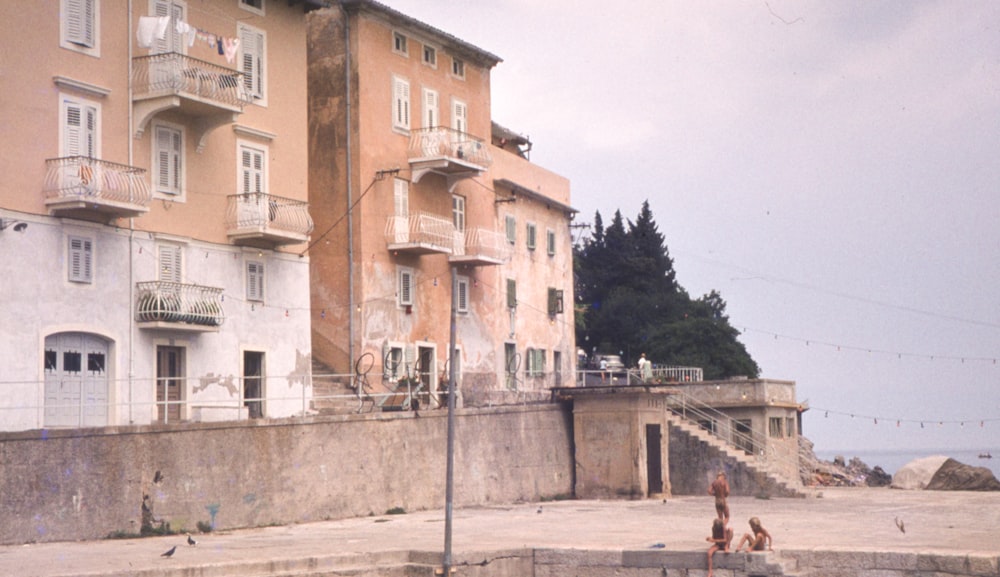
342 5 356 380
127 0 135 424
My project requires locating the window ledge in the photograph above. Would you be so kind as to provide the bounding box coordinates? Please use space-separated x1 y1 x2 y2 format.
53 76 111 98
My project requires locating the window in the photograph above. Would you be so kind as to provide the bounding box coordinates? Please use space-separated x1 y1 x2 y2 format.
239 0 264 15
383 342 404 380
505 215 516 245
547 288 564 315
238 23 266 102
392 76 410 131
786 417 796 438
394 178 409 217
154 124 182 196
455 275 469 314
526 348 546 377
157 244 182 283
526 223 537 251
239 144 266 194
423 88 438 128
398 267 414 307
506 278 517 309
769 417 783 438
61 96 98 158
68 236 93 284
452 195 465 232
393 31 408 55
546 229 556 256
452 57 465 79
451 99 467 134
62 0 99 55
422 45 437 67
247 261 265 301
504 342 517 389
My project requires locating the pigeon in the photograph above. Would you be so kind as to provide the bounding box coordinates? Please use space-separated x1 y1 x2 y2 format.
161 545 177 558
894 517 905 534
187 534 197 546
536 506 543 514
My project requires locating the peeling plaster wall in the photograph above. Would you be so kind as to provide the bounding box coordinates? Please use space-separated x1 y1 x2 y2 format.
0 405 573 545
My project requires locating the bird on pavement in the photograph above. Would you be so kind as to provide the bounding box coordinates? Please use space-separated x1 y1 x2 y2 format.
894 517 905 534
187 534 197 546
161 545 177 558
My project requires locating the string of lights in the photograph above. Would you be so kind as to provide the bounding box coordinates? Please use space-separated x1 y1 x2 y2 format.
811 406 999 429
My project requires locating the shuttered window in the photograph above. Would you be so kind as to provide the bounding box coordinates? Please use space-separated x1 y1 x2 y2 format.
452 99 467 134
65 0 96 48
152 0 185 54
546 229 556 256
505 215 516 245
451 195 465 232
423 88 438 129
247 261 265 301
394 178 409 217
526 223 537 251
155 125 182 195
68 236 93 283
63 98 98 158
393 76 410 130
398 267 414 307
506 278 517 309
240 145 266 194
455 276 469 314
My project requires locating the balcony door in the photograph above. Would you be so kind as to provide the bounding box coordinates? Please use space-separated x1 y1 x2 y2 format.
156 345 184 423
243 351 264 419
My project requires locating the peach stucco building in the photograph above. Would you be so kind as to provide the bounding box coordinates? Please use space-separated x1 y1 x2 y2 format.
0 0 321 431
308 2 576 407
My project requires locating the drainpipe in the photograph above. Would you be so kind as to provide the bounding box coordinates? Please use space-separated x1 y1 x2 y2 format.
342 5 356 381
127 0 135 424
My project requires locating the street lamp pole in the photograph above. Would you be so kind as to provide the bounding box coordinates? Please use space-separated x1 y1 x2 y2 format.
441 266 458 576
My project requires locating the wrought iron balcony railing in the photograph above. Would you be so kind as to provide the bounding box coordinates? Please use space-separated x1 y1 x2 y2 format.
450 227 512 265
135 281 225 329
225 193 314 246
385 212 455 254
408 127 492 187
131 52 250 109
43 156 151 217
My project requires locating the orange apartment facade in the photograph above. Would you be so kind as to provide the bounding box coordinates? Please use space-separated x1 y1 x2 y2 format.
0 0 321 431
307 1 576 408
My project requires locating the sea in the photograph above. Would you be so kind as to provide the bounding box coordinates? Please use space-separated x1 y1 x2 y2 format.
815 447 1000 478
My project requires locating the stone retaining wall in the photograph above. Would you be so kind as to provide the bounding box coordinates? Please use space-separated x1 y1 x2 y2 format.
0 405 574 545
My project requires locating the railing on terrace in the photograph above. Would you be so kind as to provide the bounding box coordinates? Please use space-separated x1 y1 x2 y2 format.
384 212 455 251
225 193 314 238
43 156 151 208
131 52 250 109
408 127 492 168
135 281 225 327
452 227 512 262
576 365 703 386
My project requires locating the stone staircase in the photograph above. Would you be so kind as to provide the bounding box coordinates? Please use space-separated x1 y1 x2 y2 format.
310 358 363 415
668 415 807 498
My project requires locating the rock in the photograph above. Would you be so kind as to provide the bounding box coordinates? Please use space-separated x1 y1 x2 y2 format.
891 455 949 490
925 459 1000 491
867 466 892 487
798 436 889 487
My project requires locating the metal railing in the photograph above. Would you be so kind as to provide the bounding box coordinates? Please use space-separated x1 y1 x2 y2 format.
131 52 250 109
408 127 492 168
384 212 455 251
452 227 512 262
665 388 801 483
225 193 314 237
576 365 703 386
135 281 225 327
43 156 151 208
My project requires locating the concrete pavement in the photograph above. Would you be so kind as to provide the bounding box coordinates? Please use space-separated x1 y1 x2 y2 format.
5 487 999 576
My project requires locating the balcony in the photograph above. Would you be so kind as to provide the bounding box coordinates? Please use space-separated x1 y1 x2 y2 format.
225 193 314 247
43 156 151 221
449 227 511 266
408 127 492 191
385 212 455 255
135 281 225 332
131 53 250 151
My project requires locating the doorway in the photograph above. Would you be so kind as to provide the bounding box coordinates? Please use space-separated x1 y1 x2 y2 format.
243 351 265 419
156 345 184 423
645 424 663 495
44 332 110 428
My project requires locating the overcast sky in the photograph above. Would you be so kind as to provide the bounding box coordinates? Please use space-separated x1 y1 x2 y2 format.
386 0 1000 456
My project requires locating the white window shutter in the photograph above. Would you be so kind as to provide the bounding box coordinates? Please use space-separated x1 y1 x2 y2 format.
393 78 410 129
69 237 93 283
247 262 264 300
158 245 182 283
423 89 438 128
452 100 467 134
393 178 409 217
399 269 413 306
240 26 265 99
66 0 95 47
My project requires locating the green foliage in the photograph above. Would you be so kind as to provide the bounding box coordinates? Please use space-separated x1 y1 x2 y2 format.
574 201 759 379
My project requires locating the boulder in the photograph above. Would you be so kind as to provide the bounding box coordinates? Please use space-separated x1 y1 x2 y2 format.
925 458 1000 491
891 455 949 490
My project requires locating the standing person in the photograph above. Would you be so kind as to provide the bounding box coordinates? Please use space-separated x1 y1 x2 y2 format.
705 517 733 577
735 517 773 552
708 471 730 525
599 357 608 383
639 353 653 382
